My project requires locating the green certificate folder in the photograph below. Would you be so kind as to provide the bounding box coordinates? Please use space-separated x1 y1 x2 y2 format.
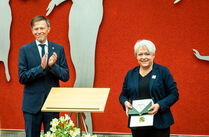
129 99 154 127
128 101 152 116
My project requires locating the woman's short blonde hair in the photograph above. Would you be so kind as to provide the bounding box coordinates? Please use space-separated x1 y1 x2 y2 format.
134 40 156 56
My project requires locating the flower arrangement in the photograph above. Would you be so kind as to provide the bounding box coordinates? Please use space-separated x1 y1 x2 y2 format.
41 114 97 137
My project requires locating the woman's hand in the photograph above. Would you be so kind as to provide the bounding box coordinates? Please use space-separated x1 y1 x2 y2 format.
124 101 132 117
148 103 160 115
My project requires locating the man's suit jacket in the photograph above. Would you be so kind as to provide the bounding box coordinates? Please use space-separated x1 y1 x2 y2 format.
119 63 179 129
18 41 69 114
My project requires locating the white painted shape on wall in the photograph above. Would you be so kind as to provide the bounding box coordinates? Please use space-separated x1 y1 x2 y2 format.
46 0 104 134
0 0 11 82
193 49 209 61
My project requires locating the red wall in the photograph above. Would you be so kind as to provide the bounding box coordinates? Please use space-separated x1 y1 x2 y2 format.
0 0 209 135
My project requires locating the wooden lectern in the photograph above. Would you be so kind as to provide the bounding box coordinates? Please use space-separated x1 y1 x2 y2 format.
41 87 110 135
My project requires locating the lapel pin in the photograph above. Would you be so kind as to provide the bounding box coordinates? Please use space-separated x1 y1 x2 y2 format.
152 75 156 79
52 47 54 50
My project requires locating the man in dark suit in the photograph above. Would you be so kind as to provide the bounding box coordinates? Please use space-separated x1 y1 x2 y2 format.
18 16 69 137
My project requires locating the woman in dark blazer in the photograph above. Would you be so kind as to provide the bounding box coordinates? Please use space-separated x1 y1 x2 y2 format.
119 40 179 137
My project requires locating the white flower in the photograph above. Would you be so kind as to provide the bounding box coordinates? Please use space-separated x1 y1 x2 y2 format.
73 127 80 135
45 131 52 137
43 116 96 137
50 126 57 133
69 120 75 127
70 130 76 137
65 123 70 129
64 114 71 121
51 133 56 137
50 118 59 127
59 116 65 123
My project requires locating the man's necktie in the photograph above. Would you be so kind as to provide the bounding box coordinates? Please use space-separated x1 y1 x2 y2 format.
39 44 45 57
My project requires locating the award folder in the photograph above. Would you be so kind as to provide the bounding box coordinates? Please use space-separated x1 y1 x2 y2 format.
128 101 152 116
129 99 154 127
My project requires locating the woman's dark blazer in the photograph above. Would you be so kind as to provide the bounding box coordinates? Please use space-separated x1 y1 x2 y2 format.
119 63 179 129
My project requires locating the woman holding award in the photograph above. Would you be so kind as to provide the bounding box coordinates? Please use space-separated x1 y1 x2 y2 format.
119 40 179 137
